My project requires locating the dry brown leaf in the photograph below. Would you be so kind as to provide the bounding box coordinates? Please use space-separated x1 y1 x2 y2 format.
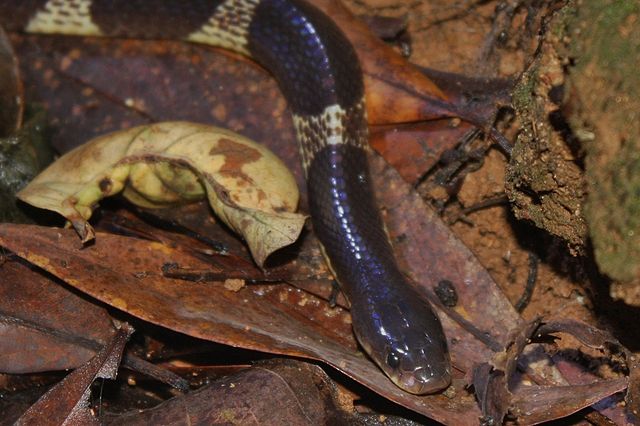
15 323 133 426
104 360 352 425
0 223 482 423
17 121 305 266
0 261 116 374
473 318 630 424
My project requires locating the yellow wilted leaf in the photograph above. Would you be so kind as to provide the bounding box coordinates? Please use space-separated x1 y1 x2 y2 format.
17 122 306 266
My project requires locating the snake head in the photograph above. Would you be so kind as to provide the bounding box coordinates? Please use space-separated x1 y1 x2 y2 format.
351 292 451 395
382 332 451 394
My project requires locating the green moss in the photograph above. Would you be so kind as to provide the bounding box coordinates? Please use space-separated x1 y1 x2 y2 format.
580 1 639 72
551 1 577 40
511 64 538 114
587 143 640 281
506 3 588 249
568 0 640 281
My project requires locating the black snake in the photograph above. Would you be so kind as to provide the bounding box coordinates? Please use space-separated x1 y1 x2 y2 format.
0 0 451 394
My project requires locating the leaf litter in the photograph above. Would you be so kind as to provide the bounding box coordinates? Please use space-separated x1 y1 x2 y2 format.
0 0 635 423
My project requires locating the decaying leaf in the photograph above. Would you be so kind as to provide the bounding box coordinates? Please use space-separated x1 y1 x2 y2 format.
17 121 305 266
0 261 116 374
472 318 631 424
103 360 352 425
0 224 484 423
15 323 133 426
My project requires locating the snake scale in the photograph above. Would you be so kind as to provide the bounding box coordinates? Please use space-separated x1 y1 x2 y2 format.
0 0 451 393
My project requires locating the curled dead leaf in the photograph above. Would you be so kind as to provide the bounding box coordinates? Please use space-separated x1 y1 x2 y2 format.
17 121 306 266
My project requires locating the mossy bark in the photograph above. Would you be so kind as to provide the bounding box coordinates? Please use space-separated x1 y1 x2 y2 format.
506 1 587 253
565 0 640 301
508 0 640 302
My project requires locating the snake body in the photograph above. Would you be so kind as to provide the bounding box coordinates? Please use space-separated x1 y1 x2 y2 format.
1 0 451 393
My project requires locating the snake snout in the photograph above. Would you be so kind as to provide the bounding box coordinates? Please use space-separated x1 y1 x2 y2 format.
386 342 452 394
396 361 452 395
412 365 452 394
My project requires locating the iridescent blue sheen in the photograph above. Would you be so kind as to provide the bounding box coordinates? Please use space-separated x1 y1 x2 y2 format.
308 144 450 393
248 0 363 114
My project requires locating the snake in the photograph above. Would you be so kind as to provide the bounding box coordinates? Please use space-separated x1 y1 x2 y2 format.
1 0 451 394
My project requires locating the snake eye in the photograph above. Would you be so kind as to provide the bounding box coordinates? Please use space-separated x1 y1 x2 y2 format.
386 351 401 369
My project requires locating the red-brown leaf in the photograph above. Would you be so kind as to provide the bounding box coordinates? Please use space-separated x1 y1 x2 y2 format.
0 261 116 373
15 324 133 425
